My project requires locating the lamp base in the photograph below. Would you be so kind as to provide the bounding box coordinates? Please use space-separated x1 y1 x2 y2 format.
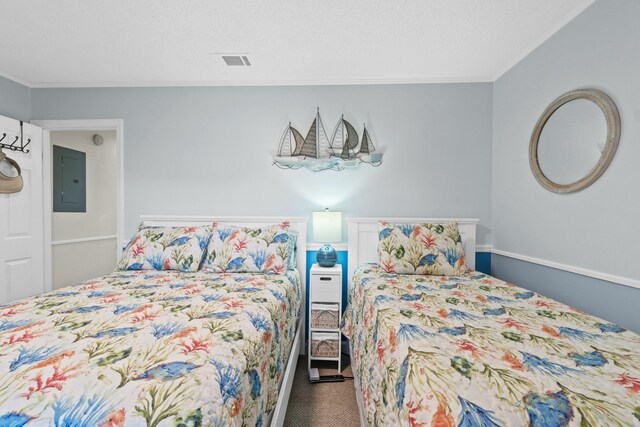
316 244 337 267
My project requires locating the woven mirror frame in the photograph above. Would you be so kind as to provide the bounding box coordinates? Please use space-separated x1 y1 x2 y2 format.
529 88 621 193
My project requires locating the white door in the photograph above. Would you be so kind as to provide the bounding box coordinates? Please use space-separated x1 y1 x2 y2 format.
0 115 44 304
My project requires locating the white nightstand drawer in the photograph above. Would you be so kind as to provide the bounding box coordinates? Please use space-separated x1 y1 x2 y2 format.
310 277 340 302
310 287 341 303
310 273 340 287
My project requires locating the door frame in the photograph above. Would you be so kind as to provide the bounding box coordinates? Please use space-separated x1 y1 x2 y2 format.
31 119 124 292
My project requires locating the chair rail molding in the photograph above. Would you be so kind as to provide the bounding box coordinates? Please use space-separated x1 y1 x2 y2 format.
52 235 117 246
492 248 640 290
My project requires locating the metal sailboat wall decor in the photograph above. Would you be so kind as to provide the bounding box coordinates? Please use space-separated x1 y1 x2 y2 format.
273 108 384 171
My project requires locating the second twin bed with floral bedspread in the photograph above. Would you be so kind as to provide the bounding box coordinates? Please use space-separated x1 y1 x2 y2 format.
342 221 640 426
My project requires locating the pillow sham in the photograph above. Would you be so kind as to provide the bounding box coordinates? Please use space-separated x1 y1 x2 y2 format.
202 222 293 274
378 221 467 276
118 225 212 272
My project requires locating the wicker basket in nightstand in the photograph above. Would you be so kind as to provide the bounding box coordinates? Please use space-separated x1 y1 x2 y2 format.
310 303 340 329
311 332 340 358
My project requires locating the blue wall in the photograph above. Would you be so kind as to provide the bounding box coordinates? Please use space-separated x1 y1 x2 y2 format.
475 252 491 277
31 83 494 247
0 75 31 121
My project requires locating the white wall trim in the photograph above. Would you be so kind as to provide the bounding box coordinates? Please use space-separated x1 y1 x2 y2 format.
492 0 595 81
41 130 52 292
492 249 640 290
25 75 494 89
32 119 123 131
52 235 117 246
0 69 32 87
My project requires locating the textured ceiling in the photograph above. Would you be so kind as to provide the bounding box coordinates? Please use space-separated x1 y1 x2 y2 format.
0 0 593 87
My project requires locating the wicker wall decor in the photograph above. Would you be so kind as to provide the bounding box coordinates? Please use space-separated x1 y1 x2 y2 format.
274 108 384 171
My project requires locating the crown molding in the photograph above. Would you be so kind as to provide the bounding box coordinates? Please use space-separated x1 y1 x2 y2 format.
23 75 494 89
0 69 32 87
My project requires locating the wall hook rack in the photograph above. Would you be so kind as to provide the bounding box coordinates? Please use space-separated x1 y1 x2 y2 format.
0 121 31 154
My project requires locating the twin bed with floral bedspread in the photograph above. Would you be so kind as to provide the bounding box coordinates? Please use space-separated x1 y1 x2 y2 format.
342 219 640 426
0 217 305 427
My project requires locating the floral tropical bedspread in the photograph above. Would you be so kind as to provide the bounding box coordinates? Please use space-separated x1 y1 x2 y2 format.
342 265 640 426
0 269 301 427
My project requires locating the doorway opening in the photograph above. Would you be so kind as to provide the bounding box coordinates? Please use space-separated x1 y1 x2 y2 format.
50 130 117 288
33 119 123 291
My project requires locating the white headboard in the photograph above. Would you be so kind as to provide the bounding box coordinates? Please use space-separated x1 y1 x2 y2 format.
347 217 479 290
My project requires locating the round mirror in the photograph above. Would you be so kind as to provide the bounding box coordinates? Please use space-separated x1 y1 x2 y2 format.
529 89 620 193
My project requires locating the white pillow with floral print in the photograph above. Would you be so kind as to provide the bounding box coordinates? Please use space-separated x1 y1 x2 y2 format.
377 222 467 276
118 225 211 272
202 222 292 274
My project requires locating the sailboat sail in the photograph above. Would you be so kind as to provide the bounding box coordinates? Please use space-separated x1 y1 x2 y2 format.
291 127 305 153
294 118 318 157
316 112 332 158
293 109 332 158
330 117 344 155
278 124 306 157
278 125 292 157
278 126 292 157
340 119 359 159
358 126 375 155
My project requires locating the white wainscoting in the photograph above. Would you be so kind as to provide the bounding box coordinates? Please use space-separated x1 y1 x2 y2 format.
52 237 118 289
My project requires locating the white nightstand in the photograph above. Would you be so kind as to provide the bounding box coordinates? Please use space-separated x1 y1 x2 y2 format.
308 263 342 374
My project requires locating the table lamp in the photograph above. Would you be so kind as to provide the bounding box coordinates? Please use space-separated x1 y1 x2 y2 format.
313 209 342 267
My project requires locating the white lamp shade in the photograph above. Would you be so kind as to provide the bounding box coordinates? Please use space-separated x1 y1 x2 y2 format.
313 211 342 243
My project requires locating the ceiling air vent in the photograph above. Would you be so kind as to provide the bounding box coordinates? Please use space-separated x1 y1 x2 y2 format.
222 55 251 66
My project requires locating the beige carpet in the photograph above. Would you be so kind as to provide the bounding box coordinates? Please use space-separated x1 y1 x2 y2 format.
283 355 361 426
